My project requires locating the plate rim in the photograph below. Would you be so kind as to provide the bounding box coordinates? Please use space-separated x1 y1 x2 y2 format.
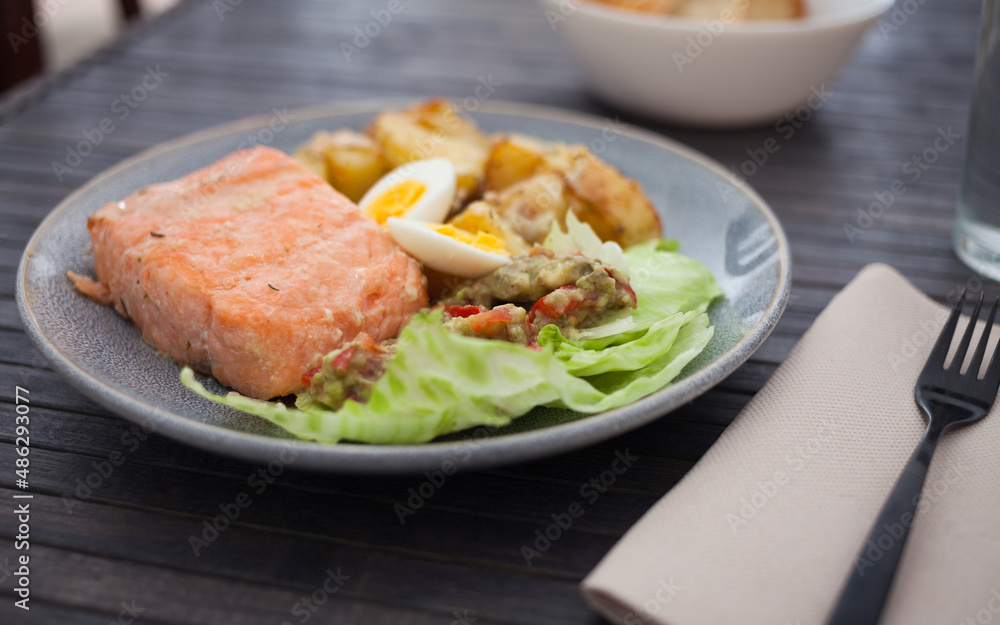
16 98 791 474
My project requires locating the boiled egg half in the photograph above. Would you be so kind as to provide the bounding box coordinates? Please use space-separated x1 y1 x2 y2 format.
386 218 511 278
357 157 456 225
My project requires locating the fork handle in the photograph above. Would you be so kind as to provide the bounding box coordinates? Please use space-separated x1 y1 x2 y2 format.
825 418 946 625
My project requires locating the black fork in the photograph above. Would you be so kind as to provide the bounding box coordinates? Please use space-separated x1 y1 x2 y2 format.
826 291 1000 625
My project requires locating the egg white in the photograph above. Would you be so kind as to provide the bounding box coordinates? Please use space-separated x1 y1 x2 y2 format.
385 218 511 278
358 157 456 224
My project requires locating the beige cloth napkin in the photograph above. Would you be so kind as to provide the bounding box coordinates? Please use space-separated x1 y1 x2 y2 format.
581 263 1000 625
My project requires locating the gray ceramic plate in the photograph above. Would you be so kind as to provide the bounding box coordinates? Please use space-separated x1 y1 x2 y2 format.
17 100 790 474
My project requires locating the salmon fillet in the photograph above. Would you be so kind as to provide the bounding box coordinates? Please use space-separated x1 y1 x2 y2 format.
68 146 428 399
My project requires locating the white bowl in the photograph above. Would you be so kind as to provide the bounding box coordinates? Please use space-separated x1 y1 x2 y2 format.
542 0 894 127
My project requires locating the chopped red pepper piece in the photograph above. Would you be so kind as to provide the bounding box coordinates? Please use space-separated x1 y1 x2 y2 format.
530 285 580 319
302 365 322 387
445 304 487 318
469 306 515 335
330 345 356 372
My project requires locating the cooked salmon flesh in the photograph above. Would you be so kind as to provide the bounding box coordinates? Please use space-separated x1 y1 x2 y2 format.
69 146 428 399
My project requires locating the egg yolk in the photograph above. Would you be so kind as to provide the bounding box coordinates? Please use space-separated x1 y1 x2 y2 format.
432 224 507 255
364 180 426 225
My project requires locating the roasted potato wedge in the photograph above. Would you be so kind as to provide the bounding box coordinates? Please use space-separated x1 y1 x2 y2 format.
293 132 329 179
483 134 548 193
483 135 661 247
293 130 386 202
563 155 661 247
367 99 491 207
484 173 573 245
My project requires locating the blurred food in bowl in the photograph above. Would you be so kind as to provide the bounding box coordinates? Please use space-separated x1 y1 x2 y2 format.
543 0 893 127
590 0 804 20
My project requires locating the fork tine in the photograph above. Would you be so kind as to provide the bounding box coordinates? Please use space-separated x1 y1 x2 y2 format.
980 297 1000 391
949 291 982 372
969 296 999 378
926 288 966 372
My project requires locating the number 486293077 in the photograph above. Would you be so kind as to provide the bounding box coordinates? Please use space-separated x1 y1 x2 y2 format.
14 386 29 487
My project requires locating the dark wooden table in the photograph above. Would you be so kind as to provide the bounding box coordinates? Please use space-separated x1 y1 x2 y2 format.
0 0 985 622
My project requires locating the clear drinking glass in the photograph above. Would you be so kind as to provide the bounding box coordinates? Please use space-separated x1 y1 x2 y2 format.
953 0 1000 278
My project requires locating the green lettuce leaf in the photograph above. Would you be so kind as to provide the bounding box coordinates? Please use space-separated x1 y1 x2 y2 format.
536 239 722 376
183 312 579 444
626 239 723 323
538 311 691 377
181 311 713 444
